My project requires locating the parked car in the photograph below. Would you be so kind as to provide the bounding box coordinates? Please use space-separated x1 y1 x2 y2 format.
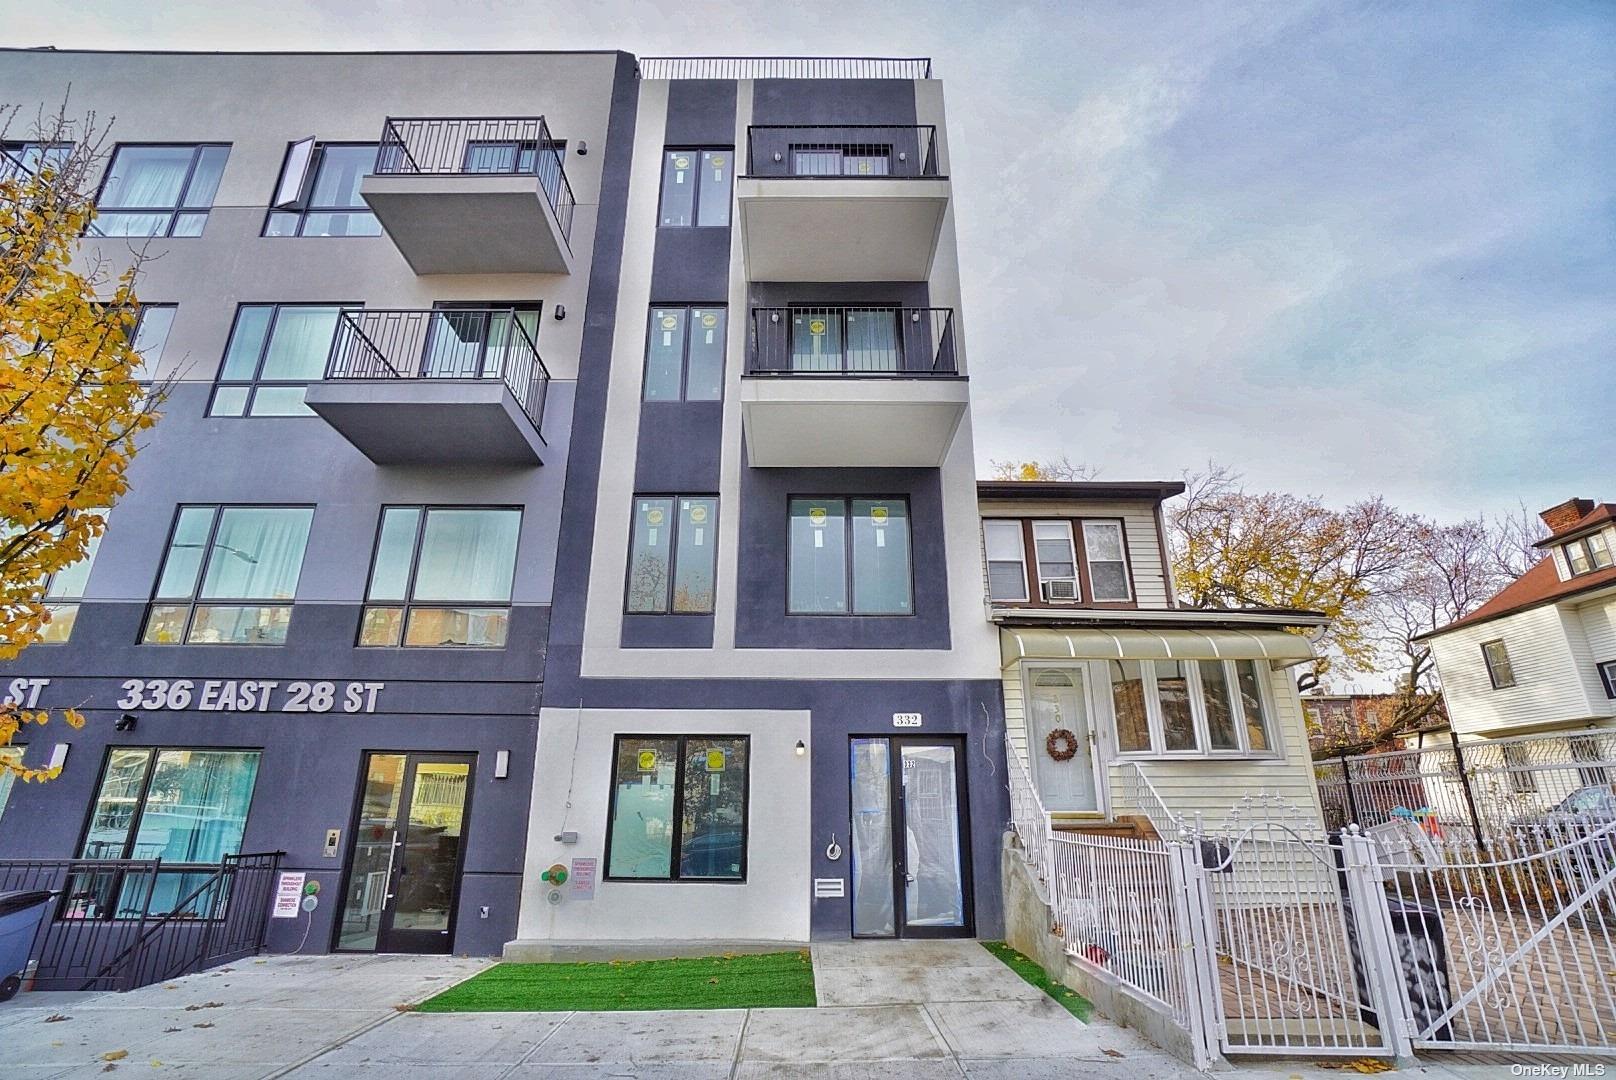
1508 784 1616 914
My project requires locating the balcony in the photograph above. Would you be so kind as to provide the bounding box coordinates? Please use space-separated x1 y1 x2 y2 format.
736 125 950 282
740 307 968 467
360 117 575 275
304 308 550 466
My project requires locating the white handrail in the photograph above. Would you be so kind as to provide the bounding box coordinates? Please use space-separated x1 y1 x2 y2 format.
1113 760 1184 838
1005 731 1055 903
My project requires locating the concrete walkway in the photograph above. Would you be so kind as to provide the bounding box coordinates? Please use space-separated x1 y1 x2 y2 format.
0 942 1522 1078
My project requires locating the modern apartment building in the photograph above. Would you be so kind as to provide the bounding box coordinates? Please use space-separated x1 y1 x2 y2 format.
0 50 1007 959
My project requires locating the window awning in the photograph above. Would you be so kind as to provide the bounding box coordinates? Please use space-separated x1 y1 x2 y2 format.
1001 627 1316 668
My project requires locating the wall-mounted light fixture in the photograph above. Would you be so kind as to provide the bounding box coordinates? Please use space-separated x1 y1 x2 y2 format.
115 713 138 732
576 141 588 156
553 304 566 321
794 740 807 757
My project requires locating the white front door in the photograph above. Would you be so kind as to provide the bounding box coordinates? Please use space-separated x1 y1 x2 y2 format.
1027 667 1102 813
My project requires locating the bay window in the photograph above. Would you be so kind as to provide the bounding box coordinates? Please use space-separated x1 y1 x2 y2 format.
1107 658 1275 757
606 735 749 881
360 507 521 647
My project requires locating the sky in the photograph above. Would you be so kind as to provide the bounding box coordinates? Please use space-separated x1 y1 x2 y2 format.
5 0 1612 523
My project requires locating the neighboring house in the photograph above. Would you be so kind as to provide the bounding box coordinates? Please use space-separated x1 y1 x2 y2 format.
1303 693 1448 753
980 481 1330 836
1420 497 1616 740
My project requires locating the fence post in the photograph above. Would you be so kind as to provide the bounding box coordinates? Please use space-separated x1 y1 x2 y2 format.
1447 731 1486 850
1340 754 1364 826
1167 834 1221 1071
1339 829 1417 1063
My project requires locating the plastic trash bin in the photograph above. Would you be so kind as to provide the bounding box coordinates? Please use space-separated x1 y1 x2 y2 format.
0 889 55 1002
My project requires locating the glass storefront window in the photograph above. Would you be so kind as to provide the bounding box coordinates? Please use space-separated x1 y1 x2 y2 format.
607 735 748 881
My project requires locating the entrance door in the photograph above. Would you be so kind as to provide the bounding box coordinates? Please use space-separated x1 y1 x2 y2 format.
335 752 474 954
849 736 973 938
1026 667 1102 813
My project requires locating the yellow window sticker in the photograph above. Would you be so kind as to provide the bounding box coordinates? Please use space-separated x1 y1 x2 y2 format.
706 748 726 772
808 319 827 336
638 749 657 772
870 505 889 526
808 507 828 527
689 505 708 524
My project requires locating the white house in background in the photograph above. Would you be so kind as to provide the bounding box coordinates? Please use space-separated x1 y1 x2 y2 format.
1419 497 1616 740
979 480 1330 837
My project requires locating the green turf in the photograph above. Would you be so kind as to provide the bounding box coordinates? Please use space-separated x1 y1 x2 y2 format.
415 950 818 1012
980 940 1094 1021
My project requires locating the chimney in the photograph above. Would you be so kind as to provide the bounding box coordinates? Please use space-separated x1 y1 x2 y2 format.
1540 498 1595 534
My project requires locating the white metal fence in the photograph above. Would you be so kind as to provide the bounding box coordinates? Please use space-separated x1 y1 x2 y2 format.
1004 749 1616 1067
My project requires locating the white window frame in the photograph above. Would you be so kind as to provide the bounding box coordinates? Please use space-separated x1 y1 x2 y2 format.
1566 532 1612 575
982 519 1028 603
1031 520 1079 603
1106 657 1279 761
1081 520 1133 602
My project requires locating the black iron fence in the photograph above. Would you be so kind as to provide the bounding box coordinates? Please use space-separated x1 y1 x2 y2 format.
324 308 551 432
0 852 283 992
374 116 575 242
745 125 940 178
1316 727 1616 843
638 56 933 80
748 307 958 376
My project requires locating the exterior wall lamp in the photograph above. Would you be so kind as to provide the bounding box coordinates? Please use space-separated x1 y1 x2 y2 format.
795 740 807 757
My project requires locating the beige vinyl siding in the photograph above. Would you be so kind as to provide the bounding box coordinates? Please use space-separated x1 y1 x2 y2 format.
1577 596 1616 667
1430 603 1611 737
977 498 1171 607
1003 653 1324 830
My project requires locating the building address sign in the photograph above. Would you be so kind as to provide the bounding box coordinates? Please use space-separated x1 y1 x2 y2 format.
4 676 386 715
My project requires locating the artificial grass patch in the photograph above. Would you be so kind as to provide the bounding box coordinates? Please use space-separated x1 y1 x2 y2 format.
415 950 817 1012
980 940 1094 1021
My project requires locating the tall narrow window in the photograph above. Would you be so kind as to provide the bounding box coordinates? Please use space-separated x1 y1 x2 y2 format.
788 498 912 615
359 507 521 648
143 506 314 645
1082 521 1131 601
644 307 726 401
658 149 732 227
211 304 348 416
1481 639 1516 689
606 735 748 881
1235 661 1272 751
625 497 719 615
92 144 229 237
1154 660 1197 752
1109 659 1150 752
1198 659 1240 751
38 516 107 645
126 304 177 382
1032 521 1078 602
983 520 1028 603
264 143 381 237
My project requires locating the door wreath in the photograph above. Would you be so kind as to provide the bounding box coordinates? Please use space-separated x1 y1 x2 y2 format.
1045 728 1079 762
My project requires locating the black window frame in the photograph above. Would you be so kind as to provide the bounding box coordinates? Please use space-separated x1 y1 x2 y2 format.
642 305 728 402
656 146 734 228
91 143 230 238
1481 639 1517 690
0 140 72 180
209 301 357 417
603 733 751 883
623 495 720 616
263 141 382 238
140 503 316 646
786 496 915 617
1598 660 1616 699
357 504 524 649
71 744 264 920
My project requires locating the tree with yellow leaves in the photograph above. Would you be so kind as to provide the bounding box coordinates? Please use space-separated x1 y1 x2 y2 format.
1 104 164 785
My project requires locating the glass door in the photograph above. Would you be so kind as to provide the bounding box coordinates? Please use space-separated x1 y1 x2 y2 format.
849 736 973 938
1026 667 1102 813
335 752 474 954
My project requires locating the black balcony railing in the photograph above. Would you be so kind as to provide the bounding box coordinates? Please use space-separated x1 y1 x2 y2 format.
374 117 575 243
638 57 933 80
749 307 958 376
324 308 551 432
746 126 940 179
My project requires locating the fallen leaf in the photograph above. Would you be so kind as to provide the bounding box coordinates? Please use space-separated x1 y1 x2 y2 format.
149 1061 162 1068
192 1022 214 1029
102 1050 129 1061
162 984 178 990
393 1003 415 1012
1101 1048 1124 1058
101 1066 117 1074
44 1013 70 1023
708 978 719 985
182 1002 224 1012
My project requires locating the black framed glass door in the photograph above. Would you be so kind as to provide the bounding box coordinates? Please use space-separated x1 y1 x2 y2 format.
849 735 973 938
335 751 474 954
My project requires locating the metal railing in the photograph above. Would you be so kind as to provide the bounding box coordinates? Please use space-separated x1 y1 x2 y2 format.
374 116 575 243
1315 726 1616 842
746 125 940 179
638 57 933 80
748 307 958 376
1112 761 1185 839
1006 732 1054 903
324 308 551 433
0 852 282 992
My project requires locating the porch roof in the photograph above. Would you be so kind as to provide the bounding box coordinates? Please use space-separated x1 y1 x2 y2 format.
1000 626 1316 668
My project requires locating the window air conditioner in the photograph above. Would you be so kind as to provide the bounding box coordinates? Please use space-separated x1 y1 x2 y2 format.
1042 578 1079 602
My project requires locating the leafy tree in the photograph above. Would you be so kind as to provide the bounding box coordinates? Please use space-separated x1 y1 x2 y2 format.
987 455 1097 482
1 104 163 784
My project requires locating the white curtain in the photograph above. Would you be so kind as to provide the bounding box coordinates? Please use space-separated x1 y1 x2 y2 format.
412 510 520 603
198 508 314 601
101 147 192 207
